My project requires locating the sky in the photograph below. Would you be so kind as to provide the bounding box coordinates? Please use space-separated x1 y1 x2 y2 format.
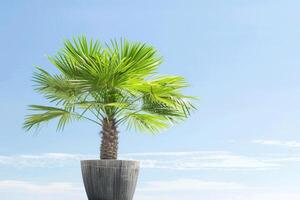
1 0 300 199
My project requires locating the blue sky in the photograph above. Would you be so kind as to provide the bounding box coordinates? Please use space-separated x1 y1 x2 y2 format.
1 0 300 199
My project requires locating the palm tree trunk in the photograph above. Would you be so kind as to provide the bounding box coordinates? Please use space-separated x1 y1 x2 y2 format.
100 117 119 159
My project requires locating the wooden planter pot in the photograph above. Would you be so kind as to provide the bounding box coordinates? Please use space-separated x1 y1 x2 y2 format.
81 160 140 200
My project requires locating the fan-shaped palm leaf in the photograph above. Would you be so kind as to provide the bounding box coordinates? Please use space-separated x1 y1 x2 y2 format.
23 36 196 159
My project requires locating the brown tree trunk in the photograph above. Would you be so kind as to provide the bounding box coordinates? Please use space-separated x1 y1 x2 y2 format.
100 117 119 159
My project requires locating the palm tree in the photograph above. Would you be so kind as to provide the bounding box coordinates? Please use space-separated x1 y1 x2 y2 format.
23 36 196 160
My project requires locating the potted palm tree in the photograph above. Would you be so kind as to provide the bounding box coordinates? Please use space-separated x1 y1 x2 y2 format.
23 36 195 200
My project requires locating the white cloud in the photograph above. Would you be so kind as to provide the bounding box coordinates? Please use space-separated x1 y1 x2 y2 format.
253 140 300 148
1 179 299 200
0 180 85 200
1 150 300 170
135 190 300 200
0 153 94 168
135 178 300 200
136 178 300 200
137 179 246 192
264 157 300 162
122 151 279 170
0 180 81 193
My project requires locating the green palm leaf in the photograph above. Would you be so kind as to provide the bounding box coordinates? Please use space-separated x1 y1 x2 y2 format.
23 105 78 131
23 36 196 133
125 113 169 133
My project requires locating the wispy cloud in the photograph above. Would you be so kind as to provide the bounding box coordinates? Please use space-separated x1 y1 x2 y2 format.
0 153 94 168
1 179 299 200
136 177 300 200
1 150 300 170
253 140 300 148
136 189 300 200
0 180 82 193
0 180 85 200
137 178 246 192
122 151 279 170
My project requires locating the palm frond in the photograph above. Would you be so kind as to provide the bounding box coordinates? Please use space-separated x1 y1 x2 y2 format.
24 36 196 134
33 67 85 105
125 113 169 133
106 39 163 86
142 96 186 123
23 105 80 131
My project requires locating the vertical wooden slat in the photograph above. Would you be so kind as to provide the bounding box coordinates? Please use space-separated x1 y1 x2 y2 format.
81 160 140 200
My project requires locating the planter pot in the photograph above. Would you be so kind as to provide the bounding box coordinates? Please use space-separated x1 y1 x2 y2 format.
81 160 140 200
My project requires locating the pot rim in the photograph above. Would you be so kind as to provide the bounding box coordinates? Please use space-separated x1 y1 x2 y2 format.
81 159 139 162
81 160 140 168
